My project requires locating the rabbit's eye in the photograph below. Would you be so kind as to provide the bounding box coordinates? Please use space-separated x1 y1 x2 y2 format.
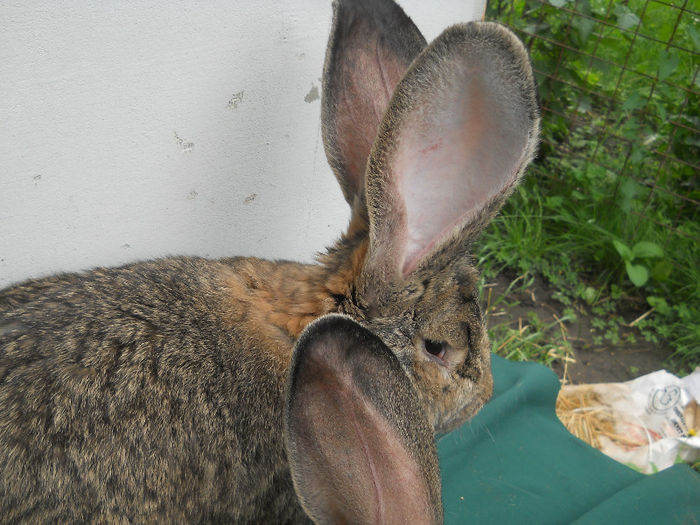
424 339 447 360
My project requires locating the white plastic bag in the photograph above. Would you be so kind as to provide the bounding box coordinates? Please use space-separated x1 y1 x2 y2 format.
557 369 700 474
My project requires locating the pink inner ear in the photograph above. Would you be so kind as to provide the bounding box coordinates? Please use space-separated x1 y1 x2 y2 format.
336 43 411 198
288 346 436 525
297 378 434 524
395 67 530 276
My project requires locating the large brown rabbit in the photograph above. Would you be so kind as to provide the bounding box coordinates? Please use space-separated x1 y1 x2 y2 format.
0 0 539 522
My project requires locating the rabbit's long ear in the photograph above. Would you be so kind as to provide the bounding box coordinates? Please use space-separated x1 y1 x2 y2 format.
285 315 442 525
364 22 540 281
322 0 426 210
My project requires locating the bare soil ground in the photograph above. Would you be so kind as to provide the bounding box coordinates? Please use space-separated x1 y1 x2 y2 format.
485 273 673 384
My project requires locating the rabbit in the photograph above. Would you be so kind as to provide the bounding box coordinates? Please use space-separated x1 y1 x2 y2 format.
0 0 539 522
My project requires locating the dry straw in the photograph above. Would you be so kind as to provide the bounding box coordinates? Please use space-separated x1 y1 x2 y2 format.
556 385 643 450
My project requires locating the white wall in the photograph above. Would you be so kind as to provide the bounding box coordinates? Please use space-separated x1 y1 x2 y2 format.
0 1 486 288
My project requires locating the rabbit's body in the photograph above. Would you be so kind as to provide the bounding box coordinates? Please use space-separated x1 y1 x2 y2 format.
0 234 435 523
1 256 313 522
0 0 539 522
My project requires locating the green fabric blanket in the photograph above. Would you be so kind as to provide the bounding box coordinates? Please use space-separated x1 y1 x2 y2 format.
438 355 700 524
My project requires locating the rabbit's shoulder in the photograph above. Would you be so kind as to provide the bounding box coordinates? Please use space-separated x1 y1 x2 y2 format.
0 255 331 382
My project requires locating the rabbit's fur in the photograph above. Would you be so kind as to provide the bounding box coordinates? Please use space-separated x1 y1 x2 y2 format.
0 0 539 522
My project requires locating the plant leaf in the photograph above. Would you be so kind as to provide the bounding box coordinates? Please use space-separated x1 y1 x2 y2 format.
618 178 642 213
621 91 645 111
651 260 673 282
658 51 679 81
625 261 649 287
618 12 640 30
582 286 597 304
613 239 633 261
546 196 564 208
647 296 671 315
688 25 700 52
572 16 595 45
614 5 641 30
632 241 664 259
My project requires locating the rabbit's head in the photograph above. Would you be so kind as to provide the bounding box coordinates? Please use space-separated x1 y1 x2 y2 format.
321 0 539 434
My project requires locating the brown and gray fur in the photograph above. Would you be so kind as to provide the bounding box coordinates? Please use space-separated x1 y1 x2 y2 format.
0 0 539 522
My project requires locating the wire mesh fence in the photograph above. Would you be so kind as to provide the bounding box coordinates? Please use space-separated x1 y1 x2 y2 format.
482 0 699 365
487 0 698 244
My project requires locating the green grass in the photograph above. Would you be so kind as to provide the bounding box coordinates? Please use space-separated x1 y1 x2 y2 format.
489 310 575 367
480 274 576 370
478 172 699 372
482 0 699 372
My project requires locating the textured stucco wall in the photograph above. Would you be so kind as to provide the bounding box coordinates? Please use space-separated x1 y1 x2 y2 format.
0 1 486 288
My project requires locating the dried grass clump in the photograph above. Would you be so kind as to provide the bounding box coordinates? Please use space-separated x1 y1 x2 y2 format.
556 385 642 450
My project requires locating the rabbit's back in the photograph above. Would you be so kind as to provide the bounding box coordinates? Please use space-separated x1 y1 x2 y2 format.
0 256 315 523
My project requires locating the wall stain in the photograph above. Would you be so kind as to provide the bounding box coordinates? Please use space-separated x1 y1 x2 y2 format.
188 190 198 200
174 132 194 153
227 91 245 110
244 193 257 204
304 84 319 103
